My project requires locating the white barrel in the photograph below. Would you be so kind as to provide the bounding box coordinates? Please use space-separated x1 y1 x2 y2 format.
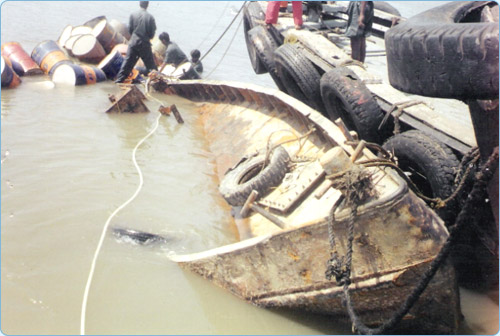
71 34 106 64
58 25 73 47
64 35 81 56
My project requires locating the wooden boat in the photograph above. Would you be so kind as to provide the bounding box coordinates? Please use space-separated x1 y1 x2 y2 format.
148 77 461 334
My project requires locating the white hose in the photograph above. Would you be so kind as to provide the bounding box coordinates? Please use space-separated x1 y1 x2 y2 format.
80 112 162 335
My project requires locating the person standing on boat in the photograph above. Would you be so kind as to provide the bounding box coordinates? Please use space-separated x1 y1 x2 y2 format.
159 32 189 68
190 49 203 74
265 1 303 30
345 1 374 63
115 1 157 83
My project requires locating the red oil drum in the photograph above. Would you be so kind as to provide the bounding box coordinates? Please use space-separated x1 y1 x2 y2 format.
71 34 106 64
1 56 22 88
31 40 71 74
98 49 124 79
51 63 107 85
92 19 127 53
1 42 43 76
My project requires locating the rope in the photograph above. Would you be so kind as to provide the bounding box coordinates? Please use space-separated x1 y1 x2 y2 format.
200 1 247 63
80 111 163 335
326 148 499 334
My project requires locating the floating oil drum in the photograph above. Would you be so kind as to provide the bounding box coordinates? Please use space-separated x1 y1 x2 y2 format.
58 25 73 48
84 15 106 28
71 34 106 64
1 56 22 88
32 40 71 74
52 63 106 85
98 49 124 79
109 19 130 40
92 19 127 53
1 42 43 76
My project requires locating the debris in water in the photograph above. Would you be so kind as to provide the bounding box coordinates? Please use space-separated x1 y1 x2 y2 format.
111 227 169 245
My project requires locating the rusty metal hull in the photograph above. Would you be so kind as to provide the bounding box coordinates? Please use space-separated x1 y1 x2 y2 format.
153 79 461 333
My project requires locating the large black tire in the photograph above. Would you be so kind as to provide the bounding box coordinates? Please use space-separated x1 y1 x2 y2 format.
243 2 267 74
385 1 499 100
274 43 324 112
374 1 401 16
248 26 287 92
219 146 291 206
383 130 460 224
320 67 384 143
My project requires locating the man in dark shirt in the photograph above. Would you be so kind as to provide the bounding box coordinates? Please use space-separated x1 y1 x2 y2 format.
115 1 157 83
159 32 188 68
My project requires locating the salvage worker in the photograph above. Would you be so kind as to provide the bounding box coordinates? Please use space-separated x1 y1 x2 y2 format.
159 32 189 68
345 1 374 63
190 49 203 74
115 1 157 83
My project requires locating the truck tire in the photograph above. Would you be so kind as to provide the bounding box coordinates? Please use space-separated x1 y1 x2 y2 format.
383 130 460 224
320 67 384 143
385 1 499 100
248 25 287 92
243 2 267 74
219 146 291 206
374 1 401 16
274 43 324 112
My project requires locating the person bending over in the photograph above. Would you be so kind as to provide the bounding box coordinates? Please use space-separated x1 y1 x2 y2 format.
115 1 157 83
159 32 188 68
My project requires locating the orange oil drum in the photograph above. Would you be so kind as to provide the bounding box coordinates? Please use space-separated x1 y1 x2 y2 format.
51 63 107 85
31 40 71 74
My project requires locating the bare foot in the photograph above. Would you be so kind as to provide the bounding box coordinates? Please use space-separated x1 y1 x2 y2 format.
295 25 303 30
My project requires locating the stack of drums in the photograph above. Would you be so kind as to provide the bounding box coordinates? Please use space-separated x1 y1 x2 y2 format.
71 34 106 64
1 56 22 88
1 42 43 76
51 63 106 85
92 19 127 53
31 40 71 74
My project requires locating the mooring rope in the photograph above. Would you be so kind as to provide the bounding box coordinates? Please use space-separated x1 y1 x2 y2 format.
80 111 162 335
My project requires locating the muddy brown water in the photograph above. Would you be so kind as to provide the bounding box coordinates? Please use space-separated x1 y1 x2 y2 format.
1 1 498 334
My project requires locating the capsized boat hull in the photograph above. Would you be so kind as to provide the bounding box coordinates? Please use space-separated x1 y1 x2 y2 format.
151 79 461 333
